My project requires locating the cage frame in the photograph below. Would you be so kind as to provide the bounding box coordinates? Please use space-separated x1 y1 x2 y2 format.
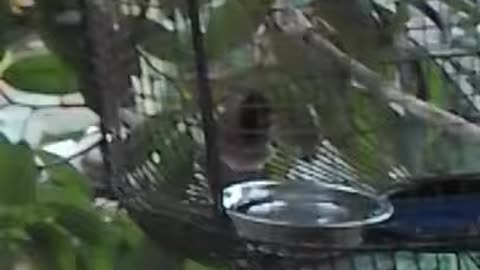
74 0 480 268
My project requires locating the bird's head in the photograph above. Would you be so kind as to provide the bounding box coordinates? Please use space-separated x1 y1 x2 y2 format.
238 90 272 136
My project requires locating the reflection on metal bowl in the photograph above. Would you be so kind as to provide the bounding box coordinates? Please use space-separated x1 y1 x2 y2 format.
223 180 394 246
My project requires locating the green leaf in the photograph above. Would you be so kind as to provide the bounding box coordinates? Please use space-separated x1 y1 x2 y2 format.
0 205 43 229
37 184 91 210
84 209 144 270
205 0 273 59
78 244 114 270
54 205 108 246
3 53 78 95
0 142 37 206
107 212 144 249
27 222 77 270
0 227 30 243
37 151 93 208
34 151 92 210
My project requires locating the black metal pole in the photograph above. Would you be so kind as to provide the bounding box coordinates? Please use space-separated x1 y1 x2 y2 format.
76 0 119 199
186 0 224 215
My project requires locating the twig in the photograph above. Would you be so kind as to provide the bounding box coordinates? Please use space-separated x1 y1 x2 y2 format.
39 135 102 169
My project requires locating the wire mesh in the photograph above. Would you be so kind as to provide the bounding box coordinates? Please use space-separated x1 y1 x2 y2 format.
70 0 480 268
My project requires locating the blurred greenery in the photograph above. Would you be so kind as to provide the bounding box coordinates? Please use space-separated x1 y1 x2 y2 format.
0 139 224 270
0 140 145 270
3 53 78 95
1 0 480 269
205 0 273 59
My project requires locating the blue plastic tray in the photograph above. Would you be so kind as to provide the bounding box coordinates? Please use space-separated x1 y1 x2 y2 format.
381 195 480 238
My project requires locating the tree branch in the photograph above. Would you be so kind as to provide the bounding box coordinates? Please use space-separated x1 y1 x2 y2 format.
306 31 480 142
273 9 480 143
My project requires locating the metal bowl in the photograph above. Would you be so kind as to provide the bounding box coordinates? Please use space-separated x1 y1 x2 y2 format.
223 180 394 246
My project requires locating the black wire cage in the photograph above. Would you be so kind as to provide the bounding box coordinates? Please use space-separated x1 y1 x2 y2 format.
54 0 480 269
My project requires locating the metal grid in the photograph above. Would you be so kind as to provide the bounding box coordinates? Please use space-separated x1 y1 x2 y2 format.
73 0 480 269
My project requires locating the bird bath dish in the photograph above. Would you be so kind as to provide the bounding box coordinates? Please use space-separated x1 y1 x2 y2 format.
223 180 394 246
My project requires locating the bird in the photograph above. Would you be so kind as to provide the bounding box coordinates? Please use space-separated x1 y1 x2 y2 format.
104 87 274 206
217 88 274 177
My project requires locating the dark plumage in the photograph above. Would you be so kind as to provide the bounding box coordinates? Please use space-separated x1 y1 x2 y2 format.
218 89 273 174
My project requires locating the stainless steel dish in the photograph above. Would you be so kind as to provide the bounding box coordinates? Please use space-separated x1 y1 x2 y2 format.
223 180 394 246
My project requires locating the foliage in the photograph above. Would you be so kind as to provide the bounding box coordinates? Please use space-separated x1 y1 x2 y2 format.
1 0 480 269
0 140 147 270
3 53 78 94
